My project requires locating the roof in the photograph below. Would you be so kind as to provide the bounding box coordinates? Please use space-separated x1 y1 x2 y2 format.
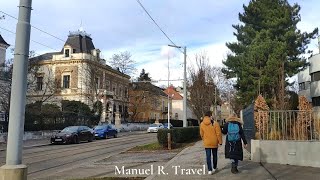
29 52 60 62
131 82 167 97
63 33 95 53
164 86 183 100
0 34 10 47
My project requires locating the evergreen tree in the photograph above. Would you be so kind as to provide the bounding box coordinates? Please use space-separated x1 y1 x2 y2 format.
137 69 152 82
223 0 318 109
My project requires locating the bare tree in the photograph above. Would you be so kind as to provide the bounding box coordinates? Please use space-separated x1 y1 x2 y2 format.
109 51 136 75
0 58 12 114
81 61 103 106
27 65 58 104
188 52 219 122
128 83 161 122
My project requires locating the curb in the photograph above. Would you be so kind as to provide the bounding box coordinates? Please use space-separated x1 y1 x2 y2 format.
144 143 194 180
0 143 50 152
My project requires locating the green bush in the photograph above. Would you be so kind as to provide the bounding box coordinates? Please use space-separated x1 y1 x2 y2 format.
157 127 200 146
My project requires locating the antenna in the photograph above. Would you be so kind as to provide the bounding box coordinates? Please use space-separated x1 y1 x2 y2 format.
79 19 84 32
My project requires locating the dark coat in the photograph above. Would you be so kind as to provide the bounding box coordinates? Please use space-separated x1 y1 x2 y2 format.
222 121 247 161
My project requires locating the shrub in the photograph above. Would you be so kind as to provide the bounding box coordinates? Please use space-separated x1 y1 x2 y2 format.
159 119 183 127
157 127 200 146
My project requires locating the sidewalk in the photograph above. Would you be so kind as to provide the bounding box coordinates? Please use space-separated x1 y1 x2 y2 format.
0 138 50 151
146 140 320 180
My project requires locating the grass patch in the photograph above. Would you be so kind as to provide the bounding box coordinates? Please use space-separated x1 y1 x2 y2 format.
127 141 197 152
70 177 145 180
128 142 165 151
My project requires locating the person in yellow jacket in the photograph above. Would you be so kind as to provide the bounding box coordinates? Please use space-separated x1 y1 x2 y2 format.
200 111 223 174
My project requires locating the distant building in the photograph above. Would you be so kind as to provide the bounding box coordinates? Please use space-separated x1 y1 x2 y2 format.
129 82 170 122
164 86 197 121
27 29 130 123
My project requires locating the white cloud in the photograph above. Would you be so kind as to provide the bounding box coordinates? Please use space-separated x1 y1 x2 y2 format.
2 0 319 89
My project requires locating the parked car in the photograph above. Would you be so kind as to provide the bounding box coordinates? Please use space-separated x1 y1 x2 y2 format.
163 123 173 129
51 126 94 144
147 123 164 133
93 124 118 139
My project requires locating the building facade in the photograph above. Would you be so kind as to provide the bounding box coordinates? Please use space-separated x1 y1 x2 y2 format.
27 30 130 123
0 34 10 125
128 82 170 122
164 86 197 121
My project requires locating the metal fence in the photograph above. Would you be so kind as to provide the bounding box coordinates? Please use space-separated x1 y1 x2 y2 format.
257 110 320 141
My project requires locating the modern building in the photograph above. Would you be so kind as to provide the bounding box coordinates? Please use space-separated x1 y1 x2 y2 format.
27 29 130 123
298 37 320 112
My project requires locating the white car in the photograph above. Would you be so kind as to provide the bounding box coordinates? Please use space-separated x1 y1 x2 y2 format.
147 123 164 133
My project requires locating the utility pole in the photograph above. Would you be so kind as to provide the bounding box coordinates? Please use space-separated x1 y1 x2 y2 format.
214 86 217 120
168 45 187 127
182 46 187 127
167 54 170 129
0 0 32 179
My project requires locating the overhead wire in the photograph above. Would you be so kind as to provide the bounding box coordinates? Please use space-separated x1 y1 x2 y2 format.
0 26 59 53
0 10 87 55
135 0 184 54
0 10 66 43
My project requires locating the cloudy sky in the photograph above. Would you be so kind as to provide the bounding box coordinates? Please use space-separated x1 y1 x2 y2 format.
1 0 319 87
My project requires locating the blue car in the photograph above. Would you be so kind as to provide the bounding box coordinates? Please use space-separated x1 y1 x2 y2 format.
93 124 118 139
163 123 173 129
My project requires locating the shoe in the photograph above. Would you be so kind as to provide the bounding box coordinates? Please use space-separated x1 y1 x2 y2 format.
235 166 239 173
231 163 238 174
212 169 216 173
208 171 212 175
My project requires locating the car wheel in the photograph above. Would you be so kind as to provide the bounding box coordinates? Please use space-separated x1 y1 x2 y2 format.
113 133 118 138
88 135 93 142
73 136 79 144
104 133 107 139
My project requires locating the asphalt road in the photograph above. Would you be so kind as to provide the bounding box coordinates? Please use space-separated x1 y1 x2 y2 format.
0 132 157 180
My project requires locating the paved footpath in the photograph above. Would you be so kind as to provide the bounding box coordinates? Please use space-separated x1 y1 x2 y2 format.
146 140 320 180
0 138 49 151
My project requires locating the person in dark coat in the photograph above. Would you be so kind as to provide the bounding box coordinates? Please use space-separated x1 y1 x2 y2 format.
222 114 247 174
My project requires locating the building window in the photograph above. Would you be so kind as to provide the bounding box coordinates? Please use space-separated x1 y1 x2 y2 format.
63 75 70 88
106 80 110 91
311 71 320 82
299 82 306 91
119 86 122 97
175 113 179 119
0 113 5 122
124 87 128 98
65 49 70 57
95 77 99 90
73 49 76 53
36 77 43 91
312 96 320 106
113 84 117 94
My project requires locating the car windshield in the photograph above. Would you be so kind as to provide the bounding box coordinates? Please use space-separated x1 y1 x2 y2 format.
95 125 107 130
61 126 78 133
150 124 158 127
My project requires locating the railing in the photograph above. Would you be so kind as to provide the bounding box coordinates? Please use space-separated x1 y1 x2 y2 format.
257 110 320 141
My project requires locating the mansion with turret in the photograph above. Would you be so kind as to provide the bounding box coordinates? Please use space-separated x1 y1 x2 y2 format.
27 30 130 123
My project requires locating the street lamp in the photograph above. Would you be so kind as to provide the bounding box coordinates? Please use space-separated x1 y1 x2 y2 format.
168 45 187 127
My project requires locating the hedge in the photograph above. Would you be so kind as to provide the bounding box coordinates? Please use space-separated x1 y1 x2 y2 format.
157 127 200 146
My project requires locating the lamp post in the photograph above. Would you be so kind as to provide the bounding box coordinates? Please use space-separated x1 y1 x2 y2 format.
168 45 187 127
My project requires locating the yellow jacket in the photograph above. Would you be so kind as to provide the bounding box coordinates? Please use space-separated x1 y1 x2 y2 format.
200 116 223 148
